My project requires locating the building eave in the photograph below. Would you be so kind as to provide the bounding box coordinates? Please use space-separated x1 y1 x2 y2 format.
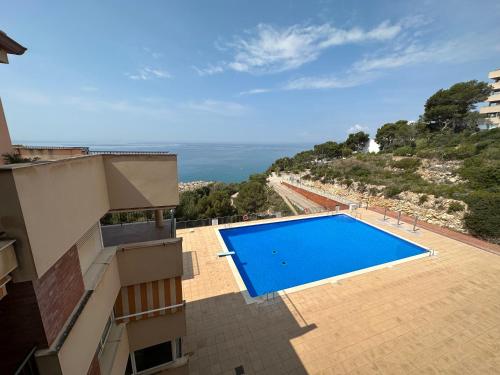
0 31 27 55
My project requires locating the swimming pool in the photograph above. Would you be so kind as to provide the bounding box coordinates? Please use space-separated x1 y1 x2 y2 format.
218 214 429 298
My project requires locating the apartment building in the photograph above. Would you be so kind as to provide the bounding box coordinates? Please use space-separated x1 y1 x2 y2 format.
0 32 188 375
480 68 500 128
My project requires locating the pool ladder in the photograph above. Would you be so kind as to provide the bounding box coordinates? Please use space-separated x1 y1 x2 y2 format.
266 291 278 301
351 208 362 219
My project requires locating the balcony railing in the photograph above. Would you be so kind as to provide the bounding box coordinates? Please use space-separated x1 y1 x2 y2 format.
89 150 171 155
114 301 186 322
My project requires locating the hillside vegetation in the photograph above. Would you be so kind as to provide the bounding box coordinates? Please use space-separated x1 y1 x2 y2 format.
268 80 499 243
175 174 291 221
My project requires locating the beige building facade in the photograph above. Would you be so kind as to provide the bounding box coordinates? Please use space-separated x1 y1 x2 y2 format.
0 153 189 375
480 68 500 128
0 32 188 375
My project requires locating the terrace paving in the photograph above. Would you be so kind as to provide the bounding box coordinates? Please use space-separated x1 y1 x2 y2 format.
179 210 500 375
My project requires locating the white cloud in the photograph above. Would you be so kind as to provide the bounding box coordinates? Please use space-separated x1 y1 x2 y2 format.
347 124 369 134
238 88 272 96
284 72 376 90
192 64 225 76
243 31 499 93
352 35 488 73
200 21 402 75
185 100 248 116
353 44 440 72
126 67 172 80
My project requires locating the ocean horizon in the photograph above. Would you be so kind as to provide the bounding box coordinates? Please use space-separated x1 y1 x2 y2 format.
15 141 312 183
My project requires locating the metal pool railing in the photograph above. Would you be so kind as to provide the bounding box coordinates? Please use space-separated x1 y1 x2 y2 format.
180 207 343 230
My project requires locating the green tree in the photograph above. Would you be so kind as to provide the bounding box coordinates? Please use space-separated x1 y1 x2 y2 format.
375 120 416 152
234 181 267 214
248 173 268 185
268 156 294 172
345 131 370 152
424 80 491 132
175 183 237 220
313 141 342 159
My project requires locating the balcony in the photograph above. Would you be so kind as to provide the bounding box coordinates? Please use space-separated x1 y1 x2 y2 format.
126 309 187 353
116 238 183 287
0 153 179 281
486 93 500 104
480 104 500 114
492 82 500 91
488 69 500 80
102 154 179 211
101 219 175 248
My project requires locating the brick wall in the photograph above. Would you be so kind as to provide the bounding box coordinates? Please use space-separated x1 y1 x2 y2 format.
282 182 349 210
33 245 85 346
0 281 47 374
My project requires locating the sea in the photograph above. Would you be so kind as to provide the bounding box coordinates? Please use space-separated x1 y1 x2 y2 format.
19 142 311 183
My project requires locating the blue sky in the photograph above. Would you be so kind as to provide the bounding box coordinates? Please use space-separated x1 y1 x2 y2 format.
1 0 500 144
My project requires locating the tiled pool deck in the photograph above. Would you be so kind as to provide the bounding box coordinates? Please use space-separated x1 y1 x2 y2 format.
179 211 500 375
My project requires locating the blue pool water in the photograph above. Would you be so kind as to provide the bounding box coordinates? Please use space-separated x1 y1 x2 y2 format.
219 215 428 297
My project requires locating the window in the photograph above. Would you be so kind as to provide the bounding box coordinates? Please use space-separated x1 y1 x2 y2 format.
97 313 114 358
125 338 183 374
135 341 173 372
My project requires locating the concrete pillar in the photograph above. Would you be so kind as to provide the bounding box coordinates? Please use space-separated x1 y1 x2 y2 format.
154 209 164 228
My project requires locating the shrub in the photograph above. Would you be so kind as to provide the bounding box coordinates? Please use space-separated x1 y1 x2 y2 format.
464 192 500 242
442 144 477 160
348 164 371 178
390 157 421 171
459 158 500 191
2 153 39 164
384 185 402 198
342 178 353 187
447 201 464 213
419 195 429 204
416 149 441 159
393 146 415 156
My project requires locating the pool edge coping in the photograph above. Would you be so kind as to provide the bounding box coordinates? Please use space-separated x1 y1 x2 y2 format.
214 211 433 304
